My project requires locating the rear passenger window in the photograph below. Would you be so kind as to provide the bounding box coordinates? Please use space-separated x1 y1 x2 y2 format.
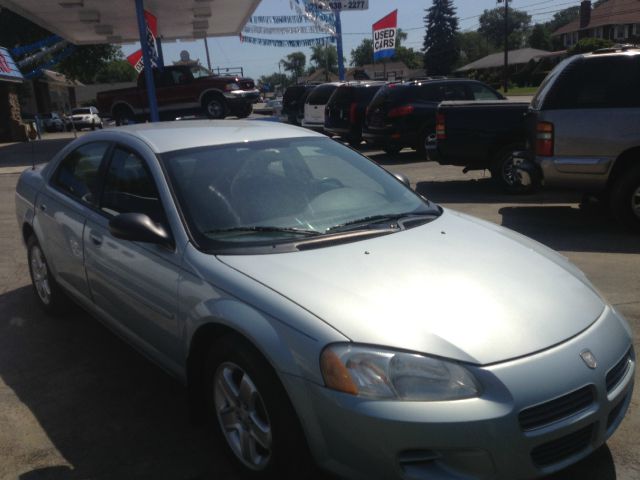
545 56 640 109
101 148 166 224
54 142 109 205
469 84 502 100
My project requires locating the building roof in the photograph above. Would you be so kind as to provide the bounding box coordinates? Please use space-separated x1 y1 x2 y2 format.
456 48 552 72
553 0 640 36
300 68 339 83
0 0 261 44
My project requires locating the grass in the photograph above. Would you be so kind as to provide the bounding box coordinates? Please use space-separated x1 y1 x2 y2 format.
498 86 539 96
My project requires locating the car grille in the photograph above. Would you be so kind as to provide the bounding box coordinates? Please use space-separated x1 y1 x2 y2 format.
519 386 594 431
240 81 254 89
530 424 594 467
606 348 632 392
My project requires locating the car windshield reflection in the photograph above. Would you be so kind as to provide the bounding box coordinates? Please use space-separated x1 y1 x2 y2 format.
160 137 440 250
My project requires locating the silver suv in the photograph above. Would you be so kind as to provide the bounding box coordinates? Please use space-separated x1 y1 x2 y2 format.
519 46 640 230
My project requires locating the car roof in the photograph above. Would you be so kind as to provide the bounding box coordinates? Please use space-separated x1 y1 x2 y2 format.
105 120 325 153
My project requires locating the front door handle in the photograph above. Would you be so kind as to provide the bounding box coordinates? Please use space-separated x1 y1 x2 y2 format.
90 234 103 246
39 204 47 212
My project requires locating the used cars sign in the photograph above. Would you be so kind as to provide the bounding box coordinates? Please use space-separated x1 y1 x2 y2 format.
373 10 397 62
0 47 24 83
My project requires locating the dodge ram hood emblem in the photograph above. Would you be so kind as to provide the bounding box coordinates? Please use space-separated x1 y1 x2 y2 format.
580 349 597 369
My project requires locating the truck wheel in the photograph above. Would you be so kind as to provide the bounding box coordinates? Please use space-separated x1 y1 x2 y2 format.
610 164 640 231
114 106 135 126
235 103 253 119
204 95 226 119
490 145 531 193
383 145 402 155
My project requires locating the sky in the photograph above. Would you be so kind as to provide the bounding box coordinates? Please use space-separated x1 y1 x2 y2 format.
121 0 573 80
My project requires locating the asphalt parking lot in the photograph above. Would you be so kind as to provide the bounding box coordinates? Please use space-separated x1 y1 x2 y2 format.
0 131 638 480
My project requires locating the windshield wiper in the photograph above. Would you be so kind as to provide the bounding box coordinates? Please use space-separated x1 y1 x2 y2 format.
326 212 435 233
204 226 321 236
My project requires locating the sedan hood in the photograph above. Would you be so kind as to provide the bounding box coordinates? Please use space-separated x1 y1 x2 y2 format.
218 210 605 365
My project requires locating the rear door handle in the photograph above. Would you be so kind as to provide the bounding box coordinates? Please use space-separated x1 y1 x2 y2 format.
90 234 103 246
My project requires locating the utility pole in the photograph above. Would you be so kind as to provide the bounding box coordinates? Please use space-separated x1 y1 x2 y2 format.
334 9 345 81
499 0 510 93
203 37 212 71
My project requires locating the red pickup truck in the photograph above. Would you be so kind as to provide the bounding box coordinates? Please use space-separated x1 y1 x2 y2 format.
97 65 259 124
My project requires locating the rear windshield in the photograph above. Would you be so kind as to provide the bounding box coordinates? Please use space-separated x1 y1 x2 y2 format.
369 84 411 107
307 85 339 105
328 86 355 105
356 85 383 103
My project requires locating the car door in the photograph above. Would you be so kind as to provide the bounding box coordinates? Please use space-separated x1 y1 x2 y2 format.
83 145 183 367
35 141 111 302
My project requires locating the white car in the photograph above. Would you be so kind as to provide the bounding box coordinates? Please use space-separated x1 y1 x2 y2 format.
69 106 103 130
302 82 342 132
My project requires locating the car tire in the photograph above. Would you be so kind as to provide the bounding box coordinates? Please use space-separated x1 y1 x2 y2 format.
114 106 135 126
98 122 104 129
383 145 402 155
610 163 640 232
27 236 71 315
490 144 532 193
91 121 96 131
203 95 226 119
204 334 313 479
416 127 433 159
236 103 253 119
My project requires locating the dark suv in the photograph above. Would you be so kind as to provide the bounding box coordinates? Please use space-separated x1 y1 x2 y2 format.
281 84 319 125
363 79 504 156
324 81 386 147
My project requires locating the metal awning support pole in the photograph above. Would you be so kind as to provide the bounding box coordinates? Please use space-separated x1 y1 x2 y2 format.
335 9 345 81
156 36 165 70
135 0 159 122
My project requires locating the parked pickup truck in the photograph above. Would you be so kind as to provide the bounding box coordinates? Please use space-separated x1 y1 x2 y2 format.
97 65 259 124
428 100 529 190
515 46 640 230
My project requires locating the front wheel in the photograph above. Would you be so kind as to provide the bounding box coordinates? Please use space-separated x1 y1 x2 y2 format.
204 335 312 478
610 164 640 231
383 144 402 155
204 96 226 119
235 103 253 119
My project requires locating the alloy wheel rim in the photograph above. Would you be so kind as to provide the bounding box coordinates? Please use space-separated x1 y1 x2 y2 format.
632 185 640 219
207 101 223 117
214 362 272 470
502 154 518 186
30 246 51 305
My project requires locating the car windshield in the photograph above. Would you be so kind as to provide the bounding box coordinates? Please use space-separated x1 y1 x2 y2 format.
72 108 91 115
160 137 440 251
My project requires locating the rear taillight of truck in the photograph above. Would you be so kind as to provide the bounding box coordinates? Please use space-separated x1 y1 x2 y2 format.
349 102 358 122
388 105 414 118
535 122 554 157
436 113 446 140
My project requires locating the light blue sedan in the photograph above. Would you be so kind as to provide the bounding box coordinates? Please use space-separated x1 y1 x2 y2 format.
15 121 635 479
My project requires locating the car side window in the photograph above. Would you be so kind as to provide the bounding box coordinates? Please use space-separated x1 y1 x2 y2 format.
100 148 167 224
469 84 501 100
53 142 110 205
545 57 640 109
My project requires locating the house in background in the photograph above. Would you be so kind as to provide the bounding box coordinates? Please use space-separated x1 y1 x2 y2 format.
553 0 640 47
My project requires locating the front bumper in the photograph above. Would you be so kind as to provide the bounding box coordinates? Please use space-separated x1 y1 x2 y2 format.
285 306 634 480
225 89 260 103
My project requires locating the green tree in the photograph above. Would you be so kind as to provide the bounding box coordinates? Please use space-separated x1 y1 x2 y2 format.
423 0 459 75
546 6 580 33
568 37 614 55
279 51 306 81
456 31 496 69
529 24 552 50
478 7 532 49
350 39 373 66
94 59 137 83
310 44 338 79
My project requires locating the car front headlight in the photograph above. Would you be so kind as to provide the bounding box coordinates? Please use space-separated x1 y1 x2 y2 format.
320 344 480 401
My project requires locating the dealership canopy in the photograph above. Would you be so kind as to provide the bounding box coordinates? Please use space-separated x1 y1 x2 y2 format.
0 0 261 44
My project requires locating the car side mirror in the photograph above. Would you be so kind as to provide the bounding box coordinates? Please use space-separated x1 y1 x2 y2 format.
109 212 172 247
393 172 411 189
